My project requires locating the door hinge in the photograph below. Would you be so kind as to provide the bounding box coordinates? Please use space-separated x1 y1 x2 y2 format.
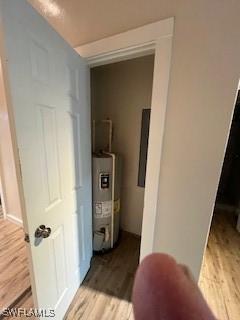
24 233 30 243
17 148 23 180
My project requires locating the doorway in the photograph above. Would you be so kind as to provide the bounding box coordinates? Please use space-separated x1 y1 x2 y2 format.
65 55 154 319
199 90 240 320
91 55 154 237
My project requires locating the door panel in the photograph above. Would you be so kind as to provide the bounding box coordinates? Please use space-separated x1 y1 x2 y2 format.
0 0 92 318
38 105 62 208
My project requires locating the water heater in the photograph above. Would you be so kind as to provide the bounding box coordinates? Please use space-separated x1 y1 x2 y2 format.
92 120 121 252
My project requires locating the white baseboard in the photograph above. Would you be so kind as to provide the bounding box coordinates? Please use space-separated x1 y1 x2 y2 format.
6 213 23 226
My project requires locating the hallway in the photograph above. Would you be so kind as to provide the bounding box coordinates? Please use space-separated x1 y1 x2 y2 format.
200 209 240 320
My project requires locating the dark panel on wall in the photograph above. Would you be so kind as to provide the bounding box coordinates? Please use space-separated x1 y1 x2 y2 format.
138 109 151 187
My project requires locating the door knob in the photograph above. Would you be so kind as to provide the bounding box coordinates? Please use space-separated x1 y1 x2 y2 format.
35 225 51 239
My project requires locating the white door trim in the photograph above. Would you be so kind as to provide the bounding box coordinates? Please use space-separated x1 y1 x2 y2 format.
75 18 173 66
0 163 7 219
75 17 174 260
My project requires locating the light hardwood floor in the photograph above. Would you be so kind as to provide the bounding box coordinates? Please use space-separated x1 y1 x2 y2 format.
199 210 240 320
8 212 240 320
65 231 140 320
1 288 34 320
0 219 31 310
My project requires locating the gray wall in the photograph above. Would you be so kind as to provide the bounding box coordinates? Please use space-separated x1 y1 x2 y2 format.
91 55 154 235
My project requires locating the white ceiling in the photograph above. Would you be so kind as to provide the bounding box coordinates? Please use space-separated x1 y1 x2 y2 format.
28 0 173 47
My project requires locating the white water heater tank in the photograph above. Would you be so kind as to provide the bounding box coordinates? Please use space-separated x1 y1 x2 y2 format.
92 153 121 251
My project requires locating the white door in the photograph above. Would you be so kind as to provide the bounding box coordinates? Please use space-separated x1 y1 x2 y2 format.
0 0 92 318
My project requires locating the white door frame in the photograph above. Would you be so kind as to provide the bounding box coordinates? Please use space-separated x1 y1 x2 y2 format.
75 17 174 260
0 160 7 219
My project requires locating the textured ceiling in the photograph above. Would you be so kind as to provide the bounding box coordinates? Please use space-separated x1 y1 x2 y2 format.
28 0 173 47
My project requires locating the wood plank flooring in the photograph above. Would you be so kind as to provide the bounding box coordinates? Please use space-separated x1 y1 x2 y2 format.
0 218 31 310
65 231 140 320
9 212 240 320
1 288 34 320
199 210 240 320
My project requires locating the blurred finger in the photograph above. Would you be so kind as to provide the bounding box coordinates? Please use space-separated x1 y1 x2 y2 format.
132 253 216 320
